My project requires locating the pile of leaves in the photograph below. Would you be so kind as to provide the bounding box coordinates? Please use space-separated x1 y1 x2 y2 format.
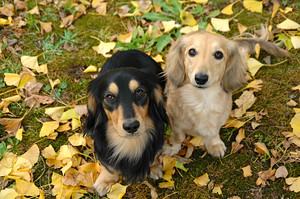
0 0 299 198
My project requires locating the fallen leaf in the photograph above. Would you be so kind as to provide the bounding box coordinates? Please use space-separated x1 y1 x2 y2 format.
75 105 88 116
41 145 57 159
221 2 238 15
14 178 39 196
237 23 247 35
39 121 59 137
292 85 300 91
287 99 298 107
180 10 197 26
225 118 246 129
254 142 270 156
148 25 163 39
15 0 28 10
0 16 13 26
4 73 20 87
290 113 300 134
255 43 260 59
60 108 81 121
71 118 81 130
0 188 19 199
39 21 52 34
247 57 264 77
162 156 176 182
45 106 66 121
0 4 14 17
92 40 116 57
180 25 199 34
27 6 40 16
275 166 288 178
271 2 279 19
21 144 39 166
231 91 257 118
245 79 263 90
83 65 97 73
158 180 174 189
60 14 74 28
285 177 300 193
117 32 133 43
189 136 205 147
194 173 210 187
211 18 230 32
175 161 188 172
49 79 61 90
15 127 23 141
0 118 23 134
107 183 128 199
21 56 38 70
57 122 71 132
230 142 244 154
241 165 252 177
290 36 300 49
24 81 43 97
279 7 293 14
36 64 48 74
236 128 245 144
251 122 261 129
0 95 21 113
276 19 300 30
68 133 86 147
243 0 263 13
152 54 164 63
212 185 222 195
257 168 276 186
162 21 178 33
143 181 158 199
25 95 54 108
192 0 208 3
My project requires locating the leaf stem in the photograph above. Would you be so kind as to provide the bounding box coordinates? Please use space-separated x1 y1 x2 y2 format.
0 88 18 96
90 36 102 42
264 59 288 67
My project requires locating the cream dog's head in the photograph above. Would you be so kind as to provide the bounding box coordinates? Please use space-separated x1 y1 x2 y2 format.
165 31 248 92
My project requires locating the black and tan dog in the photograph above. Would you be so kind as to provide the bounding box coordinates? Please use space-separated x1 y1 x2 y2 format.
85 50 168 196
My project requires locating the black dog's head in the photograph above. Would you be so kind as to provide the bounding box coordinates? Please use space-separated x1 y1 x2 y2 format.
85 67 168 182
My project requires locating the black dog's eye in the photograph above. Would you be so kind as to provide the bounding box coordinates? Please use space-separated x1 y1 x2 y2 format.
135 89 145 97
188 48 197 57
105 94 115 102
214 51 223 59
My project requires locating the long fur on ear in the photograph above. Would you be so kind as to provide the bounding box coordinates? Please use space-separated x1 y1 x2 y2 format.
222 42 248 93
150 86 169 129
165 38 186 87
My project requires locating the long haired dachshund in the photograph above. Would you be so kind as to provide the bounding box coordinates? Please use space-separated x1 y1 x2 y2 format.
162 31 289 157
85 50 168 196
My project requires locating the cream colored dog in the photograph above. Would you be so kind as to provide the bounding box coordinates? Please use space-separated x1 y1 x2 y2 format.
163 31 289 157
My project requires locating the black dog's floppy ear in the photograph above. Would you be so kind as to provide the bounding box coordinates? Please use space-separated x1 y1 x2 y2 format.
165 37 186 87
222 42 248 93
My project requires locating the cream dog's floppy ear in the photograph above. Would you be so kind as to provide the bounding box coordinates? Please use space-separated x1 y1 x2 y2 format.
165 37 186 86
222 42 248 93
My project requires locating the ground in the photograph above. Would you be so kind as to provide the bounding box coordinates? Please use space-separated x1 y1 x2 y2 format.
0 0 299 198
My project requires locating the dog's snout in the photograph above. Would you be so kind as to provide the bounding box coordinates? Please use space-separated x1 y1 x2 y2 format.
195 73 208 85
123 120 140 134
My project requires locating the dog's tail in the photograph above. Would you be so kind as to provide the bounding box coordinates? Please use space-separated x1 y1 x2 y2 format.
234 38 290 57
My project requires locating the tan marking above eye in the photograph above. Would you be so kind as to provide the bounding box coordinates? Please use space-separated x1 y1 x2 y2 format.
108 82 119 95
129 80 139 93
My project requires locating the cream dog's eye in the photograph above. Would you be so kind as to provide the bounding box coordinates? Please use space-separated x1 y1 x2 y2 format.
188 48 197 57
214 51 223 59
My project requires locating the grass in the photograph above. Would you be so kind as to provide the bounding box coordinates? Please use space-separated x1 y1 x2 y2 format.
0 0 299 198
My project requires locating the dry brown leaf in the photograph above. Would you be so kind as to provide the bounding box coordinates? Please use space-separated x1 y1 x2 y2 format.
39 21 52 34
236 128 245 144
24 81 43 97
275 166 288 178
15 0 28 10
241 165 252 177
254 142 270 156
60 14 74 28
27 6 40 16
0 117 23 134
225 118 246 129
143 181 158 199
25 94 54 108
231 142 244 154
251 122 261 129
287 99 298 107
0 4 14 17
257 168 276 187
95 3 107 15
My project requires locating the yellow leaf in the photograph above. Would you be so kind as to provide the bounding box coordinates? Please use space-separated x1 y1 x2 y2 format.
271 2 279 19
212 185 222 195
190 136 205 147
232 91 257 118
21 144 39 166
285 177 300 193
148 25 163 39
291 36 300 49
18 73 36 89
192 0 208 3
45 106 66 121
60 108 81 121
41 145 57 159
194 173 210 187
15 179 40 196
241 165 252 177
92 40 116 57
83 65 98 73
255 43 260 59
237 23 247 35
290 113 300 134
158 180 174 188
117 32 133 43
39 121 59 137
4 73 20 87
275 166 288 178
152 54 164 63
27 6 40 15
0 117 23 134
162 156 176 182
280 7 293 14
60 14 74 28
254 142 270 155
247 58 264 77
221 2 237 15
56 145 79 160
57 122 71 132
287 99 298 107
225 118 246 129
0 95 21 113
180 25 198 34
245 79 263 90
236 128 245 144
68 133 86 146
180 10 197 26
0 188 19 199
21 56 38 70
162 21 177 33
292 85 300 91
71 118 81 130
276 19 300 30
294 108 300 114
243 0 263 13
49 78 61 90
36 64 48 74
211 18 230 32
15 127 23 141
107 183 128 199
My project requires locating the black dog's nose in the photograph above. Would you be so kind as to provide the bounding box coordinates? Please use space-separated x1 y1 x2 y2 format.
123 120 140 134
195 73 208 85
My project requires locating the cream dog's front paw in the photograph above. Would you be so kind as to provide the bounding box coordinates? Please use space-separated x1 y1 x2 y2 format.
205 139 226 157
162 143 181 157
